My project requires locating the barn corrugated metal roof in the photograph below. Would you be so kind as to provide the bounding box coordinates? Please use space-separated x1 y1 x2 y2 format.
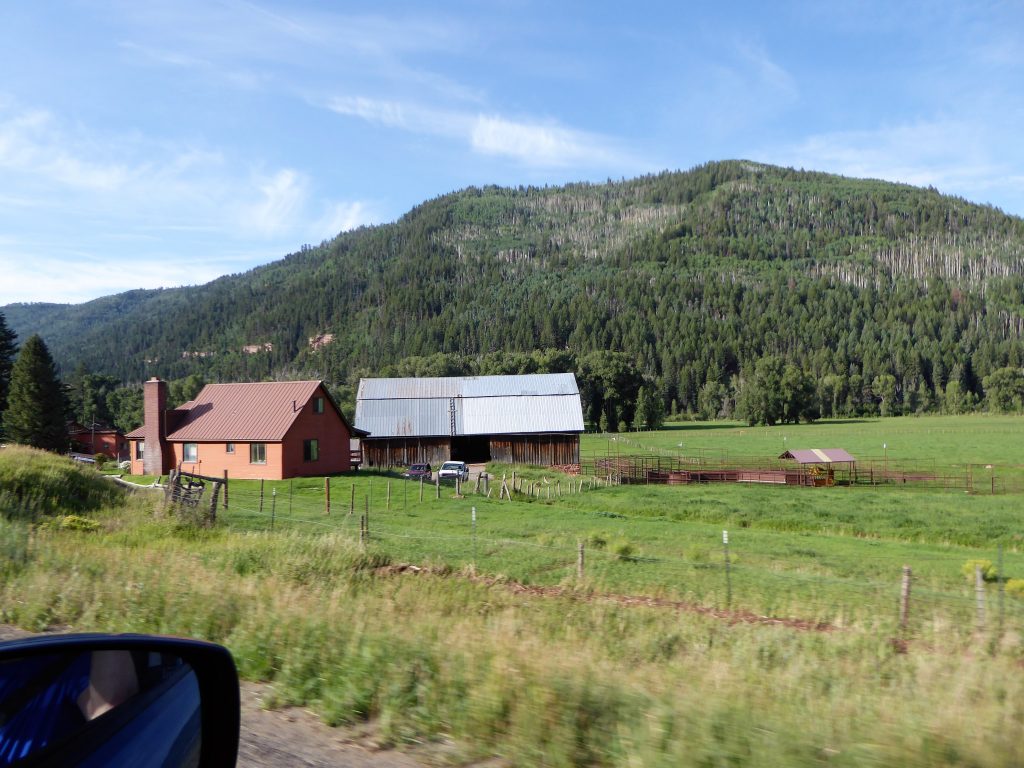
780 448 857 464
166 381 324 442
355 373 584 437
357 373 580 400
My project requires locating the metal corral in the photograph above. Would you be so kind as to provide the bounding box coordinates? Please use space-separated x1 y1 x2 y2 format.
580 451 989 492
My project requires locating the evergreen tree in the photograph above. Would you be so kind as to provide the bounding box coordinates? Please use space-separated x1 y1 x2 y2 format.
0 311 16 429
3 335 67 452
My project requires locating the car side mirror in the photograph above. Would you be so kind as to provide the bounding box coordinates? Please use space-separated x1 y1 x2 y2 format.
0 634 239 767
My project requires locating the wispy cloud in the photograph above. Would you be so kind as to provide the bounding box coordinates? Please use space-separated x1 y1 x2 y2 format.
734 40 799 102
326 95 638 170
236 169 307 237
761 117 1024 210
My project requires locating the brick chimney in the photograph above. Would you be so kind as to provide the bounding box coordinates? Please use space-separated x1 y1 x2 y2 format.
142 377 172 475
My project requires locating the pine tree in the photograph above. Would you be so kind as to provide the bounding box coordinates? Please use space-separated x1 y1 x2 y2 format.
0 311 16 426
3 335 67 452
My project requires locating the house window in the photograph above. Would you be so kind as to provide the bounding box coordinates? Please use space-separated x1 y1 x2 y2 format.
250 443 266 464
183 443 198 463
313 396 324 414
225 443 235 454
135 441 145 459
303 439 319 462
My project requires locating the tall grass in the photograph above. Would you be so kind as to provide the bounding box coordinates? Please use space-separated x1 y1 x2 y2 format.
0 445 125 520
5 438 1024 765
3 515 1022 767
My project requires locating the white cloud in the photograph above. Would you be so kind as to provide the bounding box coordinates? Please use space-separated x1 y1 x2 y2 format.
315 201 376 239
326 95 637 170
236 169 307 237
761 117 1024 212
0 109 133 190
734 40 799 102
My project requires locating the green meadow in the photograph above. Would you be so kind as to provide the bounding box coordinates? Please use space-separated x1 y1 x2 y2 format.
3 414 1024 766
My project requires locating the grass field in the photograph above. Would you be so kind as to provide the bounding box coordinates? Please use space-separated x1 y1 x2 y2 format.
3 415 1024 766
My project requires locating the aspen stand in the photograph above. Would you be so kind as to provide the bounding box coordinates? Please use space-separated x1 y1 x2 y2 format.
899 566 912 633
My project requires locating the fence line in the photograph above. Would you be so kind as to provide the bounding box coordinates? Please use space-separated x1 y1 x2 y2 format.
216 497 1024 631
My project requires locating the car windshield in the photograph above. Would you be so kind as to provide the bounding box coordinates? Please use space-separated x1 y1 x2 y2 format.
441 463 461 469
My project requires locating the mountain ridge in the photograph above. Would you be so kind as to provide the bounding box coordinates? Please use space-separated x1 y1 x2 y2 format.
6 160 1024 417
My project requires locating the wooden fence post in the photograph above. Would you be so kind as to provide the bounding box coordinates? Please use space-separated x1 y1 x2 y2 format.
324 477 331 516
976 565 986 631
899 566 912 634
258 478 264 516
350 483 355 515
387 480 391 512
222 469 229 510
577 540 585 580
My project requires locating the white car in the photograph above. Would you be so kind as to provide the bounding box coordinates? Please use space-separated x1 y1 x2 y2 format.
437 461 470 480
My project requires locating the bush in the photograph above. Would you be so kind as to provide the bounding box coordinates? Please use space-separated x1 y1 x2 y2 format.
961 559 997 583
611 536 636 561
1005 579 1024 599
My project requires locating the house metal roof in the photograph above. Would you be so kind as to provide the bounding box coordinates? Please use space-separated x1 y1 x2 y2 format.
780 448 857 464
165 381 326 442
355 373 584 438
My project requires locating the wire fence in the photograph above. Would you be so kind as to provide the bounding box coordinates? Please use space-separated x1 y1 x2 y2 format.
190 476 1024 641
578 451 1024 493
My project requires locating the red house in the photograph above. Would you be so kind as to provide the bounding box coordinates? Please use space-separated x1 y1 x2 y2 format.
126 378 364 480
68 422 128 460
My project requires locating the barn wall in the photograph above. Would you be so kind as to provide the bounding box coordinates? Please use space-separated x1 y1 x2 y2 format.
363 438 451 468
489 434 579 466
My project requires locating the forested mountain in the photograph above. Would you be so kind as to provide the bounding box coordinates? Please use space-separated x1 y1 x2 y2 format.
7 160 1024 426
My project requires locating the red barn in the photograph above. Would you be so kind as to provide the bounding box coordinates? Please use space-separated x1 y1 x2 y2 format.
126 378 364 479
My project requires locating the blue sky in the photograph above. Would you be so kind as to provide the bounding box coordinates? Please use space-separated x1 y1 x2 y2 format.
1 0 1022 304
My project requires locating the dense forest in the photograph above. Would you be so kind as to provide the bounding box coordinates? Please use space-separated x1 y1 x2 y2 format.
6 160 1024 429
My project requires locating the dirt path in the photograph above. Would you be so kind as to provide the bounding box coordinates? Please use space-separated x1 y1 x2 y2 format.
0 625 443 768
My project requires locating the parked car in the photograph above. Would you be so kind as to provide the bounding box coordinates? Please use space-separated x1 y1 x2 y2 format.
437 461 470 481
0 633 240 766
402 463 432 480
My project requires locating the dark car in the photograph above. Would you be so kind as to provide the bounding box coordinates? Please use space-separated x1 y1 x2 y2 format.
402 463 432 480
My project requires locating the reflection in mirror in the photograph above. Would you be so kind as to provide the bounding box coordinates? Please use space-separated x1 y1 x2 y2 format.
0 649 196 765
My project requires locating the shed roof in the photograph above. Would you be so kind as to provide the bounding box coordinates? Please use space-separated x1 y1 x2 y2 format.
780 448 857 464
356 374 584 438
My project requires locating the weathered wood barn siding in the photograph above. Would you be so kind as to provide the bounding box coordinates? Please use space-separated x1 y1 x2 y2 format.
489 434 579 465
355 374 585 468
362 437 451 468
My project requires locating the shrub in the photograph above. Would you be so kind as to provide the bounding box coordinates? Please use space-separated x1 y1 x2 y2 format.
1005 579 1024 599
611 536 636 561
961 559 997 583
